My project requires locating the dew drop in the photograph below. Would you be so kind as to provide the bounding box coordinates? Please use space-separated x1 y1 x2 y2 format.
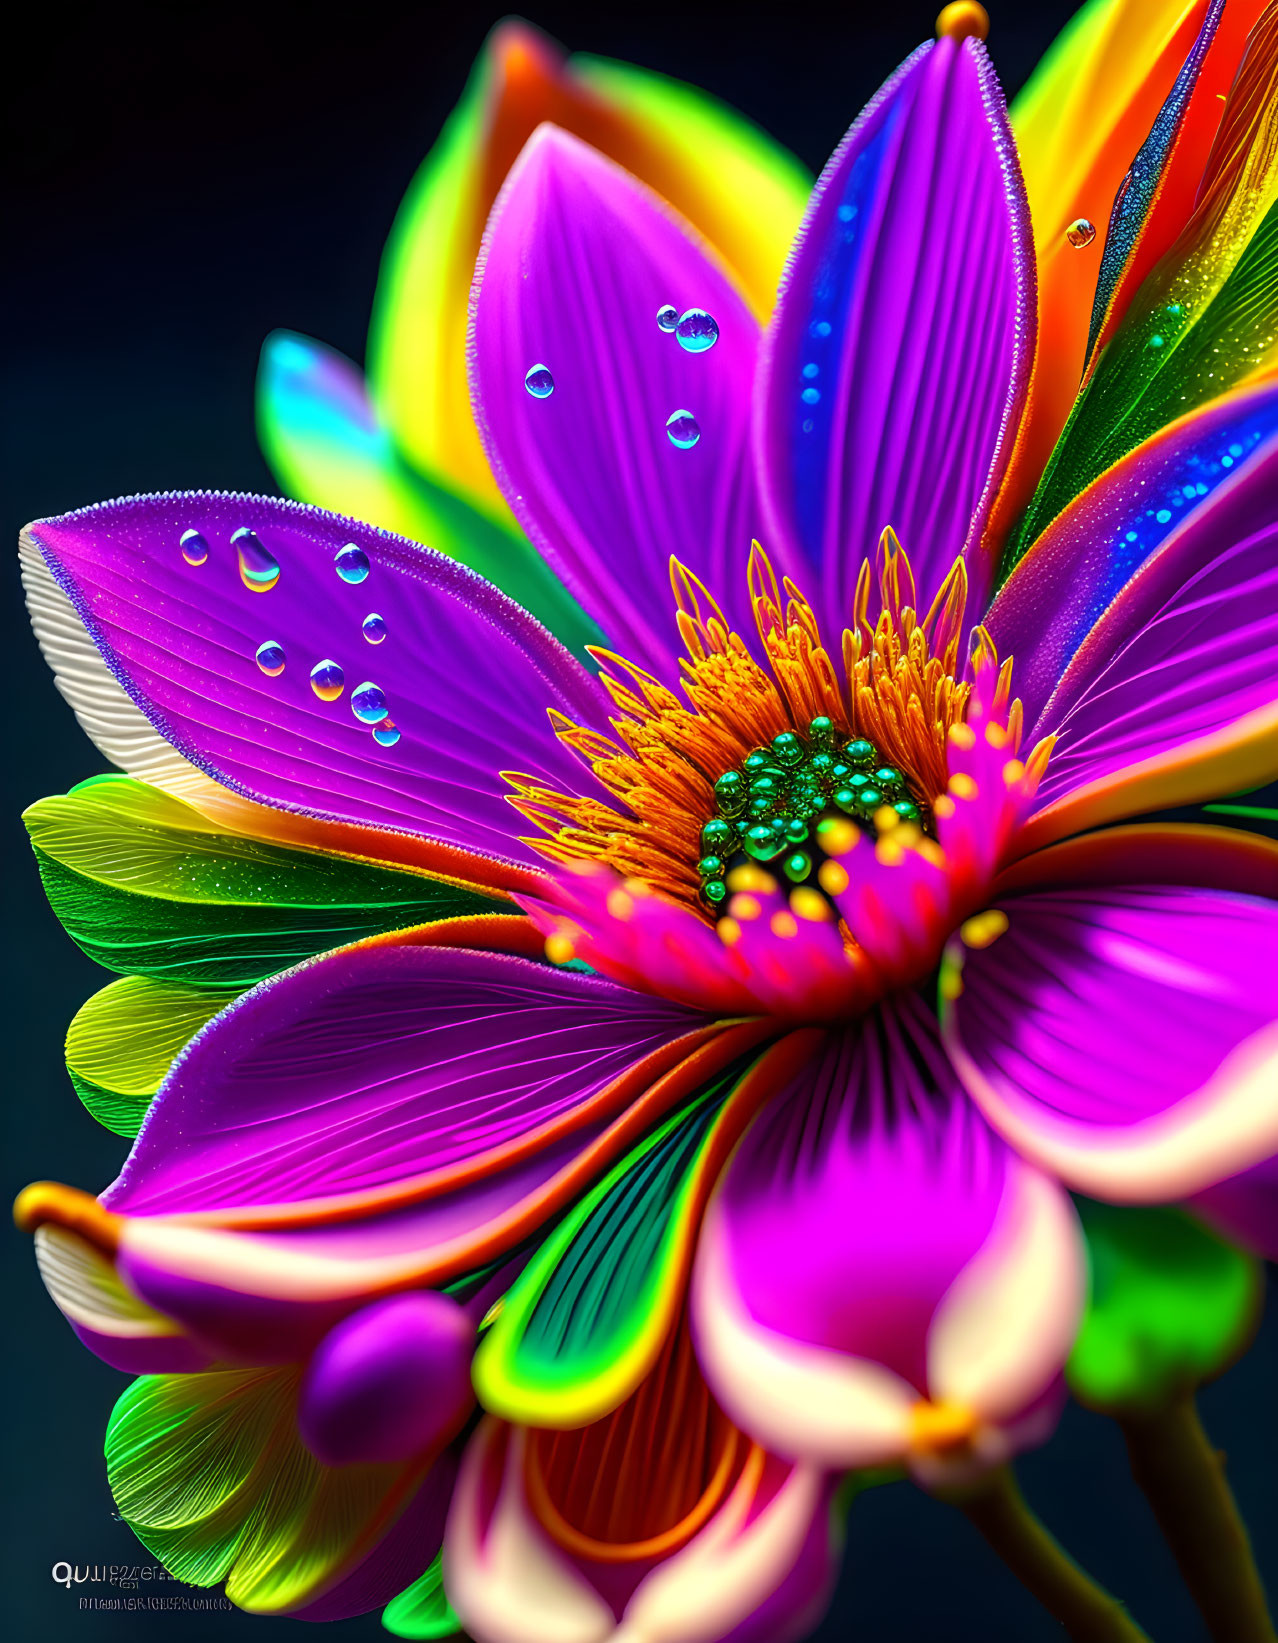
362 612 387 644
666 409 701 449
656 305 679 333
373 719 401 747
1065 217 1096 249
335 543 370 584
675 309 719 353
524 364 555 398
351 680 389 724
232 527 280 592
255 640 285 676
801 386 820 405
180 528 208 566
310 659 345 701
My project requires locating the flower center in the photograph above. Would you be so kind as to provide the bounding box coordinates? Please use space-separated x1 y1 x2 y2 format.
697 718 923 907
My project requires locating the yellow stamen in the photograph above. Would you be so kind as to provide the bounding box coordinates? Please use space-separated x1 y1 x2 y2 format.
770 911 798 939
818 860 850 896
960 908 1009 949
790 888 833 922
545 933 576 965
910 1399 980 1452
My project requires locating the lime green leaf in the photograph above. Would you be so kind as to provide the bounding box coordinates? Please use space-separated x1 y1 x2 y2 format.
1067 1199 1262 1414
107 1368 424 1613
65 977 238 1136
256 331 600 657
26 777 507 986
383 1553 460 1640
475 1061 748 1426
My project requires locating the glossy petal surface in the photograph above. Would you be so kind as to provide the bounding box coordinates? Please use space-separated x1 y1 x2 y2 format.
757 35 1033 626
944 879 1278 1201
693 1002 1083 1469
22 492 609 865
471 126 760 676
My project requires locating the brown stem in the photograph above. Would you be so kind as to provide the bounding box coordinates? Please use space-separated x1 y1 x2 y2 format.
957 1466 1152 1643
1120 1394 1275 1643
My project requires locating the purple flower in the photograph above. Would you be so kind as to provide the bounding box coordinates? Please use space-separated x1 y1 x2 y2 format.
16 7 1278 1637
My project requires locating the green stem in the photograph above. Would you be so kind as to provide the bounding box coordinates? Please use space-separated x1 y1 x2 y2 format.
957 1467 1152 1643
1119 1394 1275 1643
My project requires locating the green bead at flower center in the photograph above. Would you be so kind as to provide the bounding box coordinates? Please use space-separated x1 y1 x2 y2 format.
696 718 921 905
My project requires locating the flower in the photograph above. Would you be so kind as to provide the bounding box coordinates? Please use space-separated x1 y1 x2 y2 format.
16 3 1278 1638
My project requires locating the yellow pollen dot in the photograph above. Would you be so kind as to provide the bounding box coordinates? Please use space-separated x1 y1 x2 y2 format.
718 917 742 947
606 889 635 921
770 911 798 939
910 1399 980 1453
873 805 900 834
875 838 906 866
948 723 977 752
545 934 576 965
818 860 850 895
984 722 1007 749
1002 758 1026 786
727 865 779 895
933 794 957 821
949 772 979 801
815 817 858 856
790 888 832 922
961 908 1009 949
730 894 763 922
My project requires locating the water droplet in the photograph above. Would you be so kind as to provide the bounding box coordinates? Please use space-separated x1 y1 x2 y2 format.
809 320 832 339
373 719 401 747
1155 508 1172 524
362 612 387 644
836 203 855 224
656 305 679 333
232 527 280 592
666 410 701 449
310 659 345 701
335 543 370 584
180 529 208 566
1065 217 1096 249
1149 333 1165 349
802 363 819 380
675 309 719 353
255 640 285 676
524 364 555 398
801 386 821 406
351 681 389 724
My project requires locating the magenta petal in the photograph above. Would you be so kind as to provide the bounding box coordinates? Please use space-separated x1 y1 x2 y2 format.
693 999 1082 1467
756 36 1033 628
23 491 609 864
944 884 1278 1202
107 943 704 1217
470 125 761 676
984 383 1278 733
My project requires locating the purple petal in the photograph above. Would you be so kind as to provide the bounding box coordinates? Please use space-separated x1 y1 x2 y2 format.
470 125 761 677
23 491 609 865
108 943 705 1217
985 382 1278 733
943 882 1278 1201
756 36 1033 629
692 998 1082 1468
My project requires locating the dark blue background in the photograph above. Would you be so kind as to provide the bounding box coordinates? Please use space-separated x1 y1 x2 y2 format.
3 1 1274 1637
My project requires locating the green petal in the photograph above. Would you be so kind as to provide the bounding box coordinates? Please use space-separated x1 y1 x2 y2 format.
256 331 600 657
1067 1199 1263 1415
107 1368 422 1613
474 1058 751 1427
383 1553 460 1641
65 977 237 1137
26 777 507 987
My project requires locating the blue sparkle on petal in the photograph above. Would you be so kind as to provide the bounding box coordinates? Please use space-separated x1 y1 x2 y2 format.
1222 455 1234 468
801 387 820 405
1125 531 1139 542
802 363 819 379
837 204 855 223
809 320 832 339
1229 443 1243 457
1156 509 1172 523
